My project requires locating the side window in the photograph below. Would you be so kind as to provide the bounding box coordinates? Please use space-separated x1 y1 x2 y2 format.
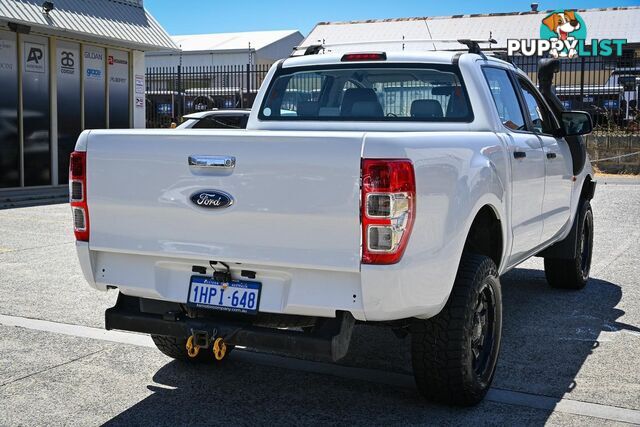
482 68 526 131
518 78 555 134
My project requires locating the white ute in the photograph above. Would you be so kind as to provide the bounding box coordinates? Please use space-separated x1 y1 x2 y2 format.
71 43 596 405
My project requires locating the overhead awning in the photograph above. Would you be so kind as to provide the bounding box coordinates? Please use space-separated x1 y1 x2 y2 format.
0 0 178 51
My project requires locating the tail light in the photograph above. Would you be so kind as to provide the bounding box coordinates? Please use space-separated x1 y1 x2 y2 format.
69 151 89 241
361 159 415 264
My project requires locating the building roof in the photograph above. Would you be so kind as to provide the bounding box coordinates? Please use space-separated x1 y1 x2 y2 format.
0 0 178 51
302 6 640 51
170 30 303 53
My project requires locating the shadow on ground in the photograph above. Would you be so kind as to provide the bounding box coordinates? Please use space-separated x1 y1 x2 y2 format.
104 269 631 426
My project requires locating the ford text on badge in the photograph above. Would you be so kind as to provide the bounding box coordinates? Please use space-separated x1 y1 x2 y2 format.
190 190 234 209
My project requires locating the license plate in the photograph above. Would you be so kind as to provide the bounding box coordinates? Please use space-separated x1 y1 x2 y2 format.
187 276 261 315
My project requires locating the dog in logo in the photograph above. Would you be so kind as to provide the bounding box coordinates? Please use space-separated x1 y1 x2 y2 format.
542 10 581 58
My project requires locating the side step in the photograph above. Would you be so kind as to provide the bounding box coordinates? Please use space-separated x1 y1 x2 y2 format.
105 294 355 362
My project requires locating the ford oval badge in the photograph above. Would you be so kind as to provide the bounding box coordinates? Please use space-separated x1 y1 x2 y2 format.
190 190 234 209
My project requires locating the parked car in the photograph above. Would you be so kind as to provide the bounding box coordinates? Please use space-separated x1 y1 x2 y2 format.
70 47 595 406
177 109 250 129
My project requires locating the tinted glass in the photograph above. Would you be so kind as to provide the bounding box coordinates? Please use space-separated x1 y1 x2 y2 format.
192 114 247 129
83 45 105 129
482 67 526 131
518 78 555 134
0 31 19 188
22 35 50 186
57 41 81 184
260 65 472 121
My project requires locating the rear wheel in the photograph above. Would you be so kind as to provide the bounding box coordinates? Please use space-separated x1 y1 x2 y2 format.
151 335 234 363
544 200 593 290
410 254 502 406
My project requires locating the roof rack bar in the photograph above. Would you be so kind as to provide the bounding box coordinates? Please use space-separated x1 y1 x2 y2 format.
291 38 497 56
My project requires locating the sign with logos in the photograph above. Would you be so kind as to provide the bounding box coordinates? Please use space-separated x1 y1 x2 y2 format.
24 41 46 73
83 45 104 81
83 45 105 129
56 41 81 185
507 9 627 58
108 49 129 128
57 42 79 78
0 34 16 74
135 74 144 94
108 50 128 87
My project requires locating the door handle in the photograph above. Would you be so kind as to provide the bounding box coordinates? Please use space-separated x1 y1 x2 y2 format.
546 152 557 159
513 151 527 159
188 155 236 169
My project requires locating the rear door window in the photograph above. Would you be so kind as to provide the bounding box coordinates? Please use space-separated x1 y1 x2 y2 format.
259 64 472 122
482 67 526 131
517 78 556 134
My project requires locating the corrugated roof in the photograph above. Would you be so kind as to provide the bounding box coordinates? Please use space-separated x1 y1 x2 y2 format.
302 6 640 51
171 30 302 52
0 0 178 51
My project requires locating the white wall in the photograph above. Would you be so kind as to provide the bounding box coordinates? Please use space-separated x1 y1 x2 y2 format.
256 32 304 61
146 51 255 68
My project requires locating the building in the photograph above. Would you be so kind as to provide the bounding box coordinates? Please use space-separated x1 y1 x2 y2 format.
0 0 177 192
145 30 305 68
301 6 640 54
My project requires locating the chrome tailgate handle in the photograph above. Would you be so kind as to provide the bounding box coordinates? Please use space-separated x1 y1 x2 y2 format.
188 155 236 169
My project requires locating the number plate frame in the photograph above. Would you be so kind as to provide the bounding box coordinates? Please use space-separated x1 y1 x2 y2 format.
187 275 261 315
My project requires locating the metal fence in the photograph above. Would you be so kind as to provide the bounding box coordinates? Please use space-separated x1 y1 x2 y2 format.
145 54 639 131
145 64 270 128
511 53 639 132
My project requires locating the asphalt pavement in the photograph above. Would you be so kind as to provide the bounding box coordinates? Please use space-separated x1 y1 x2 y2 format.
1 175 639 426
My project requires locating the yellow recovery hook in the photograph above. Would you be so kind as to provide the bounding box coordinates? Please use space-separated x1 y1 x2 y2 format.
185 335 200 358
212 337 227 361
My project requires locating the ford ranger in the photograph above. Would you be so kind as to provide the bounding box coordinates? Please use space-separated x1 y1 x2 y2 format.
71 44 596 405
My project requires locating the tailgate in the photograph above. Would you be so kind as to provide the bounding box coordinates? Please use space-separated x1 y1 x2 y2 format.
85 130 365 272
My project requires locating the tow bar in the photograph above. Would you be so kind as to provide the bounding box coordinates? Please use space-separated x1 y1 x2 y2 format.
106 294 355 362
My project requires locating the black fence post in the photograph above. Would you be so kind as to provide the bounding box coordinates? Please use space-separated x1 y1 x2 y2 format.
247 64 251 95
176 64 183 121
579 56 586 110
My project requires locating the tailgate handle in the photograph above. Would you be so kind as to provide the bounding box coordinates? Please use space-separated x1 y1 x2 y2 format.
188 155 236 169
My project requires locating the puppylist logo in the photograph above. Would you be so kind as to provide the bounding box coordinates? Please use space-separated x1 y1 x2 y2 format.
507 9 626 58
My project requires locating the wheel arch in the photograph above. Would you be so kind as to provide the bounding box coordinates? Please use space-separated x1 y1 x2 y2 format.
462 203 506 270
580 173 596 201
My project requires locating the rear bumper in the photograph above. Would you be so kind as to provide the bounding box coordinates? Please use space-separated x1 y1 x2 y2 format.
78 244 450 322
106 293 355 362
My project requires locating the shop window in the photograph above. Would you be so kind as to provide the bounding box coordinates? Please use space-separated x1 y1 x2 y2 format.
83 45 105 129
22 35 50 186
57 41 81 184
0 30 19 188
108 49 130 128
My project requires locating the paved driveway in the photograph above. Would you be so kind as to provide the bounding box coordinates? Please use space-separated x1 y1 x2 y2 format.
1 176 639 425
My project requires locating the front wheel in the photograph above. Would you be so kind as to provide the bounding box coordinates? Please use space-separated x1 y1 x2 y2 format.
544 200 593 290
410 254 502 406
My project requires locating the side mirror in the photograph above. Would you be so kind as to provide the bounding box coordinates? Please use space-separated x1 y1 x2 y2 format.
561 111 593 136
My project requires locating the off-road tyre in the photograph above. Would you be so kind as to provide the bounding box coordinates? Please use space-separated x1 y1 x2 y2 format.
410 254 502 406
544 200 593 290
151 335 234 363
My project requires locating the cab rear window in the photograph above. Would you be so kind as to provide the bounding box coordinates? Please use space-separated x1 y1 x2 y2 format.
258 64 473 122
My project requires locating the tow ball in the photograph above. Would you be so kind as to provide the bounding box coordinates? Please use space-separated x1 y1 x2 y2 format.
185 331 228 360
